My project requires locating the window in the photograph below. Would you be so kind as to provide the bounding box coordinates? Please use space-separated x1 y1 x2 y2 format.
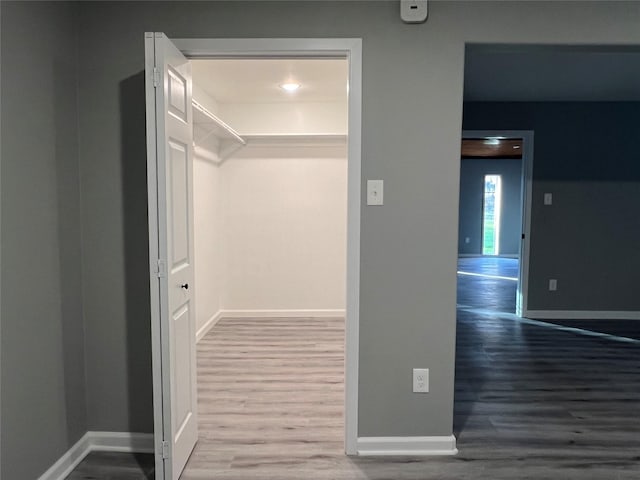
482 174 501 255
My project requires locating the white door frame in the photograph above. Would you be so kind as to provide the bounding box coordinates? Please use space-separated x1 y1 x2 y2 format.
461 130 534 317
147 38 362 478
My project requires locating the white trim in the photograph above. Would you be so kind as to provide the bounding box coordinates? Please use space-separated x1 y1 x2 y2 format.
462 130 534 318
174 37 361 58
87 431 154 453
218 309 346 319
37 432 154 480
356 436 458 456
457 271 517 282
196 310 223 342
37 434 90 480
196 310 345 342
458 253 518 259
145 37 362 469
344 38 362 457
525 310 640 320
144 32 166 480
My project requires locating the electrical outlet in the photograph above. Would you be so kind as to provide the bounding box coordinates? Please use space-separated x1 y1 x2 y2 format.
549 279 558 291
465 237 471 244
413 368 429 393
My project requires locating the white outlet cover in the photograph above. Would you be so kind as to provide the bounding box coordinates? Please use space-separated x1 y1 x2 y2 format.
412 368 429 393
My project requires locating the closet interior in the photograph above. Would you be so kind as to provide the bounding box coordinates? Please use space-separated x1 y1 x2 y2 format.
189 58 349 340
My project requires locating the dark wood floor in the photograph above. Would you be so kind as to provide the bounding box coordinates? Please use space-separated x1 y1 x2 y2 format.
67 257 640 478
65 451 154 479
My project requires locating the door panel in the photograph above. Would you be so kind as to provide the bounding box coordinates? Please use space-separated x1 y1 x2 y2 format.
168 67 188 122
146 32 197 480
172 303 193 435
169 140 190 271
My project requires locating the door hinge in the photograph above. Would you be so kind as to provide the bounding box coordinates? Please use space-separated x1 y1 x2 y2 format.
521 233 526 240
153 67 161 88
161 440 170 459
156 259 167 278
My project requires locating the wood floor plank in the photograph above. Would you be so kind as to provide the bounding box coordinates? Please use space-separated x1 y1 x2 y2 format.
66 257 640 479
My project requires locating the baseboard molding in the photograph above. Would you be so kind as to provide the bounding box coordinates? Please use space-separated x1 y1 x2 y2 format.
356 435 458 456
220 309 346 319
525 310 640 320
38 431 154 480
196 309 347 341
196 310 224 342
458 254 518 259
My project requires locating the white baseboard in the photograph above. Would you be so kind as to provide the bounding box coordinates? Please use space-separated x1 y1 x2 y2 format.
220 309 346 319
356 435 458 456
525 310 640 320
38 431 154 480
196 310 224 342
458 254 518 259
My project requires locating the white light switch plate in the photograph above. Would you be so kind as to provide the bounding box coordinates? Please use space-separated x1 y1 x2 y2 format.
544 193 553 205
367 180 384 205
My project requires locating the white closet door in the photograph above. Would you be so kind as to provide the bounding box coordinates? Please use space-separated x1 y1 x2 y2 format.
146 32 197 480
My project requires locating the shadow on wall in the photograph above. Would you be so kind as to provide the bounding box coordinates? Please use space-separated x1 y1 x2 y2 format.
120 72 154 439
54 46 89 445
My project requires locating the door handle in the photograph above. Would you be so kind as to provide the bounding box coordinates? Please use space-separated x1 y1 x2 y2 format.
181 283 189 290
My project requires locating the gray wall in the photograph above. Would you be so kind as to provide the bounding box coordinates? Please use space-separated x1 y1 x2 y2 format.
73 0 640 438
72 1 640 438
1 3 86 479
74 0 466 439
458 158 522 256
4 3 640 475
464 102 640 311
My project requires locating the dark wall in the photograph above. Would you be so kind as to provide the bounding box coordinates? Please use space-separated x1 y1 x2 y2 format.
458 158 522 256
1 2 86 479
463 102 640 311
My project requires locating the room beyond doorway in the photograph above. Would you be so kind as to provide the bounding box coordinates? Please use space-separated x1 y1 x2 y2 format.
458 131 533 317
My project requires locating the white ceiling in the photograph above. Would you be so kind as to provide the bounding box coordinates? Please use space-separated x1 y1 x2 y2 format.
191 58 348 104
464 46 640 102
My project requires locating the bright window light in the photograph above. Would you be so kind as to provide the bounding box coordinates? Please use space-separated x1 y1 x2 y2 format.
482 174 502 255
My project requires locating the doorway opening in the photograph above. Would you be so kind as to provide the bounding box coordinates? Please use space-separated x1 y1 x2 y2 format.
458 131 532 316
481 174 502 256
145 35 362 480
189 55 349 473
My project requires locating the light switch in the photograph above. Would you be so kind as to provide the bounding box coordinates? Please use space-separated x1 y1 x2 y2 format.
367 180 384 206
544 193 553 205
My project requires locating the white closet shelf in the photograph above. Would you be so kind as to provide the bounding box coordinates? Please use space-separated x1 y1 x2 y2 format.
192 100 245 144
243 134 348 147
192 100 246 163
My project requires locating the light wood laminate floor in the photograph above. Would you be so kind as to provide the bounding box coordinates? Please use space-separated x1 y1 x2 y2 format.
67 257 640 479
